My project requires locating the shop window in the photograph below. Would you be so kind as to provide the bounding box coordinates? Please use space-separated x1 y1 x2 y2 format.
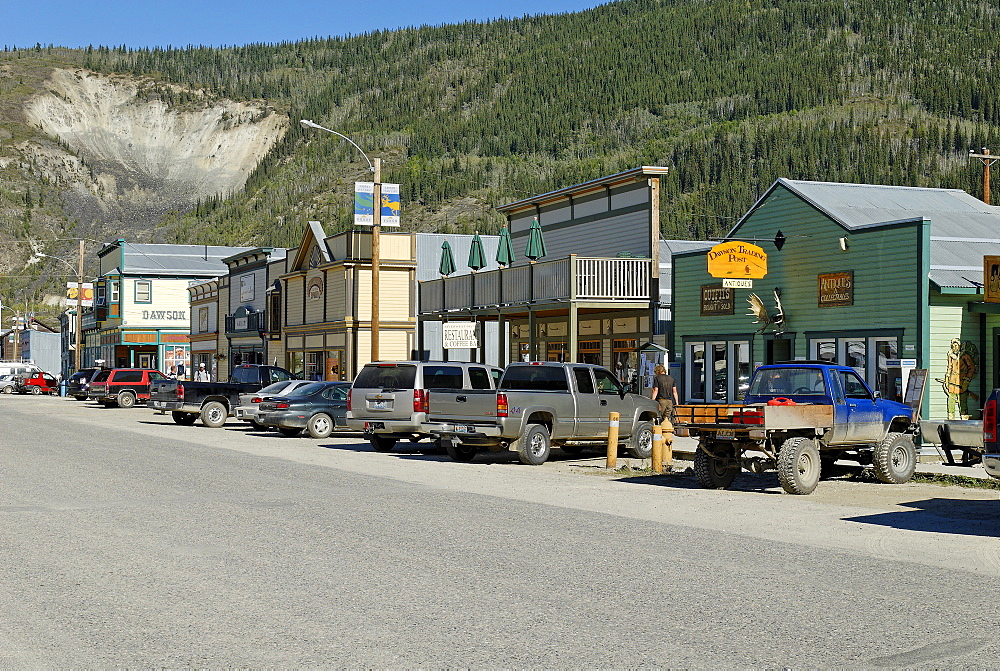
287 352 304 379
685 340 749 403
809 335 896 394
269 292 282 335
612 339 637 385
687 342 706 401
306 351 324 380
578 340 601 365
326 351 343 381
547 342 567 362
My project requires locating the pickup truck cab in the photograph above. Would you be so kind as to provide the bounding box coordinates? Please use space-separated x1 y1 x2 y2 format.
88 368 168 407
149 364 298 427
425 361 661 465
346 361 502 452
675 362 916 494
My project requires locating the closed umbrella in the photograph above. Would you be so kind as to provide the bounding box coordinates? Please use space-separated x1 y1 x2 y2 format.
496 225 515 267
525 217 548 263
468 232 487 272
439 240 457 277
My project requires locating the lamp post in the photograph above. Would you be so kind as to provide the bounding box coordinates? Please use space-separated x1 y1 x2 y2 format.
35 239 85 372
300 119 382 363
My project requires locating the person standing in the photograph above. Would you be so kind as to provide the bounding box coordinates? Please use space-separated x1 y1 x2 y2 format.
194 362 211 382
650 364 678 423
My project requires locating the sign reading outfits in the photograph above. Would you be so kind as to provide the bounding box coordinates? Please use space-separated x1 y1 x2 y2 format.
707 242 768 279
985 256 1000 303
700 284 735 316
818 271 854 307
442 322 478 349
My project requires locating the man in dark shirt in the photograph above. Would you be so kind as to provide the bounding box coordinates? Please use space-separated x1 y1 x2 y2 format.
650 364 678 423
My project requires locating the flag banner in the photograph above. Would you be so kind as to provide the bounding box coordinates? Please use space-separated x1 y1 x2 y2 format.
380 183 401 227
66 282 94 307
354 182 374 225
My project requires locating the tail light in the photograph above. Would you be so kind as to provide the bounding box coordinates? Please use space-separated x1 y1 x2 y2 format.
275 402 290 410
177 383 184 400
984 399 996 442
733 409 763 425
497 393 508 418
347 388 352 412
250 397 262 404
414 389 428 414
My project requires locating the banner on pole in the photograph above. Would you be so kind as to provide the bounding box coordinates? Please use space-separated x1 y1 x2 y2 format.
380 183 401 227
355 182 401 227
66 282 94 307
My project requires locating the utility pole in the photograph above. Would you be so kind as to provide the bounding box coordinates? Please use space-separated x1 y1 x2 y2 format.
76 239 84 372
372 157 381 363
969 147 999 204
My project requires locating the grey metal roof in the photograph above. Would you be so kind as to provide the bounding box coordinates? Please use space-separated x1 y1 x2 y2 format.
414 233 502 282
117 243 255 277
929 238 1000 289
659 239 714 306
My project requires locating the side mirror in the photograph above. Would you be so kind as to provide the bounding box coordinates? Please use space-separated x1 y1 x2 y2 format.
873 391 881 400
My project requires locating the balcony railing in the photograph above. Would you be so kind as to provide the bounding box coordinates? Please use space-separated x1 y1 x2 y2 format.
419 256 651 313
225 311 266 334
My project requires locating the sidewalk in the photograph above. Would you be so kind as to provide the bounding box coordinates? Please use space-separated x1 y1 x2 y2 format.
667 435 995 480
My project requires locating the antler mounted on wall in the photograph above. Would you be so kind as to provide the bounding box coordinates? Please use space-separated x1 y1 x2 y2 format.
747 288 786 334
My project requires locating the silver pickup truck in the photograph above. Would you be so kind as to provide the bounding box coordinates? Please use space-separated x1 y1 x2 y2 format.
423 361 661 465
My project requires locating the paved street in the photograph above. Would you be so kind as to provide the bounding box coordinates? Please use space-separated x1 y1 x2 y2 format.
1 394 998 667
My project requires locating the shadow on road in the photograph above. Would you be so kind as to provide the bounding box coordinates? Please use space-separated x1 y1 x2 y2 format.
845 499 1000 537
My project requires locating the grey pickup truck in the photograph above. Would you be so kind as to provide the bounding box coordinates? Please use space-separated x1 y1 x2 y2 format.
423 361 661 465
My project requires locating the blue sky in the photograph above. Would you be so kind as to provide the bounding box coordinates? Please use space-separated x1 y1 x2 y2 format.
3 0 605 50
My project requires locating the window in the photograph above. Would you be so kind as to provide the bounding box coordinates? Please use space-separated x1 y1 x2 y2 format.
113 370 143 383
354 364 417 389
423 365 464 389
468 367 492 390
578 340 601 365
840 371 871 398
546 342 567 362
501 366 569 391
269 292 282 334
306 351 324 380
135 280 152 303
749 368 826 396
96 284 106 306
686 340 751 402
573 367 595 394
110 281 120 304
594 368 623 395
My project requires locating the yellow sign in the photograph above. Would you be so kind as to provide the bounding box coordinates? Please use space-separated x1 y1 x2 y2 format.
707 242 768 279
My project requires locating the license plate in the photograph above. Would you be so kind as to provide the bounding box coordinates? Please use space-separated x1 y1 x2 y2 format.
364 421 385 433
372 400 389 410
454 425 477 433
716 429 737 439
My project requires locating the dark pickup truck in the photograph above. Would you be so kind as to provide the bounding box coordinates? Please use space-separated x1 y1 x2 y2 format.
149 364 298 427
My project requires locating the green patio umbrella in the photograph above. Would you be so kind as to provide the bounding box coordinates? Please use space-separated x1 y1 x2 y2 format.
439 240 457 276
468 232 487 272
496 225 515 267
525 217 548 263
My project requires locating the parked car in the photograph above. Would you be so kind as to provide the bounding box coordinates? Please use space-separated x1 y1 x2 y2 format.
257 382 352 438
149 364 298 427
0 374 18 394
234 379 315 428
346 361 503 452
0 361 41 379
88 368 168 408
17 371 59 395
66 367 103 401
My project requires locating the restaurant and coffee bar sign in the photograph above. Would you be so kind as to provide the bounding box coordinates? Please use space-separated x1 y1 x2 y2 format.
706 241 768 279
818 271 854 307
701 284 735 316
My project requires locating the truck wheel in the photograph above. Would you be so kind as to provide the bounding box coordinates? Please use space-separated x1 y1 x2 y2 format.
446 442 478 462
307 413 334 439
627 420 654 459
118 391 136 409
279 427 302 437
518 424 551 465
370 435 397 452
777 437 821 495
172 411 197 426
200 401 228 428
872 432 917 484
694 442 739 489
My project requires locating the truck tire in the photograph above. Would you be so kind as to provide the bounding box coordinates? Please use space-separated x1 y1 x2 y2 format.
446 442 478 462
200 401 228 428
518 423 551 465
307 413 334 439
694 441 739 489
118 391 136 409
872 432 917 484
172 411 197 426
370 435 397 452
777 436 821 495
627 420 654 459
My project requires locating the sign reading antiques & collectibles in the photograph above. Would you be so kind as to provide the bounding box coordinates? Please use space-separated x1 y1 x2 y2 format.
700 284 735 316
706 242 768 279
818 271 854 307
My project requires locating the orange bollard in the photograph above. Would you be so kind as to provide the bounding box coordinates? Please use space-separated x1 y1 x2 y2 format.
652 424 663 473
606 412 620 469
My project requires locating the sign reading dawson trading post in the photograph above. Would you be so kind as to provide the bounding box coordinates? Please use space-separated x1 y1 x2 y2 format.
818 271 854 307
354 182 401 227
700 284 735 316
442 322 478 349
706 242 768 279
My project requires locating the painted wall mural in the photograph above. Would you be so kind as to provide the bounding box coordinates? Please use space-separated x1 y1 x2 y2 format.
939 338 978 419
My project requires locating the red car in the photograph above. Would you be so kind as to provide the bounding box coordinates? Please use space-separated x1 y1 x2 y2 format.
17 372 59 395
88 368 167 408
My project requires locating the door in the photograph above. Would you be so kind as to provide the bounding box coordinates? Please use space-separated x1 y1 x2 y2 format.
571 367 601 438
593 367 625 438
138 353 154 369
839 370 883 442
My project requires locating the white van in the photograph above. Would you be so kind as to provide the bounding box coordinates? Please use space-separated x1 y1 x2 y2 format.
0 361 42 378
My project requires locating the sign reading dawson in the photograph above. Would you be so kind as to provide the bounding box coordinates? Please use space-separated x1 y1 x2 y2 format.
707 241 768 279
138 310 188 321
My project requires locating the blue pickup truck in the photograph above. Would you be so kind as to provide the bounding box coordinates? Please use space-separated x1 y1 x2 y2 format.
674 363 917 494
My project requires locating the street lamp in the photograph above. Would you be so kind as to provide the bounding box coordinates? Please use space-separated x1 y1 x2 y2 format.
34 240 85 372
300 119 383 363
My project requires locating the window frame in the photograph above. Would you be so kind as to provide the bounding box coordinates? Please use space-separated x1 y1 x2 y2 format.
134 280 152 304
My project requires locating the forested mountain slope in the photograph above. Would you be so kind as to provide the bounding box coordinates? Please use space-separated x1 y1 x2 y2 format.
2 0 1000 315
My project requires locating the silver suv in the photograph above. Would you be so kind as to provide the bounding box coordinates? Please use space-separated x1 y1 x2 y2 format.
346 361 502 452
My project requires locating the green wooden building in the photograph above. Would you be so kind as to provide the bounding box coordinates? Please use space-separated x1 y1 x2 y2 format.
671 179 1000 420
